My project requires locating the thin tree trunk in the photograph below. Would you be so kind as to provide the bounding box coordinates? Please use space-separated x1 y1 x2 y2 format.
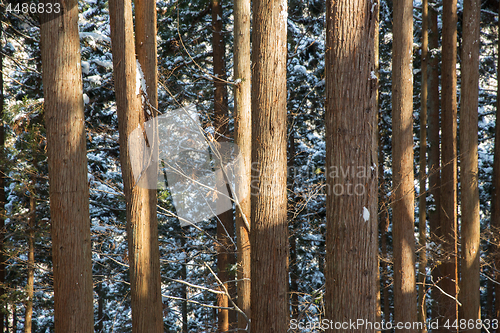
492 0 500 326
24 174 36 333
250 0 289 330
459 0 481 329
97 283 104 333
440 0 459 330
233 0 251 328
418 1 429 330
108 0 163 331
325 1 379 331
212 1 236 330
392 0 418 330
39 2 94 332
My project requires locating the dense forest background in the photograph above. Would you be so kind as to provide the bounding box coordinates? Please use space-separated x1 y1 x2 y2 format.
0 0 499 332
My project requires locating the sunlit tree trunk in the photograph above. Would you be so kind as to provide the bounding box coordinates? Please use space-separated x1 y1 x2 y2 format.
325 1 379 331
109 0 163 331
439 1 459 330
233 0 251 327
39 1 94 331
459 0 481 329
250 0 289 330
392 0 418 330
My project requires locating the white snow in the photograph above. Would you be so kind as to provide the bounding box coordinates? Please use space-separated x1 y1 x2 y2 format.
83 93 89 104
294 64 307 75
362 207 370 222
136 60 147 96
370 71 377 80
217 14 221 21
81 61 90 74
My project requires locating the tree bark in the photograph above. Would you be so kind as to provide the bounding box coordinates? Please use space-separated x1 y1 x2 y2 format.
439 0 459 330
233 0 251 328
325 0 379 331
108 0 163 331
39 1 94 331
392 0 418 330
418 1 429 331
250 0 288 330
459 0 481 329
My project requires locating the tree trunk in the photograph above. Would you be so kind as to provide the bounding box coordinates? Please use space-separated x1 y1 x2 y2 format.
418 1 429 330
492 0 500 326
440 0 459 330
39 2 94 332
392 0 418 330
459 0 481 329
211 1 236 330
250 0 288 330
24 174 36 333
325 0 379 331
108 0 164 331
233 0 251 327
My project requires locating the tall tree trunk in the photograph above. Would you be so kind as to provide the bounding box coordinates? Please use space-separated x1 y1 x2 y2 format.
108 0 163 331
427 3 442 324
212 1 236 330
233 0 251 329
459 0 481 329
440 0 459 330
419 1 429 330
24 174 36 333
325 0 379 331
492 0 500 326
39 2 94 332
392 0 418 330
250 0 288 330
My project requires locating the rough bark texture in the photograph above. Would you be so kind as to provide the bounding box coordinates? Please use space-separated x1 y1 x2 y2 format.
325 1 379 331
493 0 500 325
109 0 163 332
427 4 442 324
39 1 94 331
233 0 251 326
459 0 481 329
439 1 459 330
392 0 418 330
212 1 237 330
250 0 288 331
24 175 36 333
418 1 428 330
